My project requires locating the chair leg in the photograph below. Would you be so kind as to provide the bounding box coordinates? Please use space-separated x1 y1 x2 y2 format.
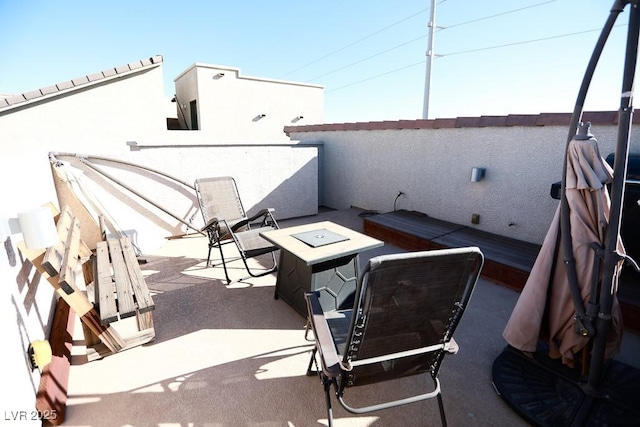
241 250 278 279
217 239 232 284
436 392 447 427
206 244 213 267
306 347 318 376
307 347 334 426
304 318 315 342
323 375 335 427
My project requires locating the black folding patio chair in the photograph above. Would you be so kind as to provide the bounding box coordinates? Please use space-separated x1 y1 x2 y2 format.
194 176 279 283
304 247 484 426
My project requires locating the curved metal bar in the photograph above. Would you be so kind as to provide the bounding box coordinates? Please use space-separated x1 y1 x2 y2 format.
559 2 625 336
49 152 204 235
589 0 640 390
51 152 195 189
338 377 441 415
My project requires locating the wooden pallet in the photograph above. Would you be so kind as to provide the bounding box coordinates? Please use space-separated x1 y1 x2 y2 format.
23 207 126 355
24 207 156 360
85 217 155 361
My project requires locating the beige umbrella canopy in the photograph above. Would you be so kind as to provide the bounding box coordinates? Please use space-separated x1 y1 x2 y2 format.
503 127 624 368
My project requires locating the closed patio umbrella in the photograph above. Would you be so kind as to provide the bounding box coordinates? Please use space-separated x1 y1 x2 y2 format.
493 2 640 425
502 123 624 367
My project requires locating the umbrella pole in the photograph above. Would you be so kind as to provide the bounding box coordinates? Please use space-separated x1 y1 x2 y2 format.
587 0 640 391
492 4 640 425
560 1 625 338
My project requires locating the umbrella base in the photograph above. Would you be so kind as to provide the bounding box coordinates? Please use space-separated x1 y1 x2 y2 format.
492 345 640 426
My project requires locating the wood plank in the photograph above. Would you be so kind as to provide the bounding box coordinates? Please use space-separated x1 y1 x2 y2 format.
120 237 155 313
42 207 74 277
80 310 125 354
85 327 156 361
18 210 127 356
18 241 94 316
433 227 540 271
94 241 118 324
106 238 136 319
136 311 155 331
57 217 81 295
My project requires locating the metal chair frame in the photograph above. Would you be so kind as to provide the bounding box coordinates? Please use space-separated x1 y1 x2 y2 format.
195 176 279 283
304 247 484 426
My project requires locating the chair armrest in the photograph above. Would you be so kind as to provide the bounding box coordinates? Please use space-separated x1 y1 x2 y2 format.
305 292 342 378
200 217 220 232
246 208 275 223
232 208 276 231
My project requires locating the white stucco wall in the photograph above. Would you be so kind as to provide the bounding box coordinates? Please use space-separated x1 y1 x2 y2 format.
49 143 318 252
288 123 640 245
1 65 167 208
1 62 320 252
1 61 319 421
0 65 167 422
174 64 323 142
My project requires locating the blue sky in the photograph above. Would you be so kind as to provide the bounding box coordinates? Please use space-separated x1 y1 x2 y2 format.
0 1 634 123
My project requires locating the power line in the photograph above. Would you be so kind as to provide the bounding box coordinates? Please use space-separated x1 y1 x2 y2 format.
441 0 557 31
277 7 429 79
441 24 626 57
304 1 558 87
282 1 553 85
326 23 626 94
307 35 426 82
326 60 425 93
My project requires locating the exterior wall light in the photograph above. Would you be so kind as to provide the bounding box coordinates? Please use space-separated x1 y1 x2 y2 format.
470 167 486 182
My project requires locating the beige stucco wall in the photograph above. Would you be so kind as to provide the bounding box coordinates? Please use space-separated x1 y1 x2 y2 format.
174 64 324 141
288 124 640 245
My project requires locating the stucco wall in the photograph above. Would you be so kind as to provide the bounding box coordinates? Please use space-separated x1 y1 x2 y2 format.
49 143 318 252
288 123 640 245
1 61 319 421
173 66 198 129
174 64 323 142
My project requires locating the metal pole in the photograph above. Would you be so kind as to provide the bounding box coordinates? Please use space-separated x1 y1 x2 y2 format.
49 152 204 235
588 0 639 390
422 0 437 119
560 1 625 339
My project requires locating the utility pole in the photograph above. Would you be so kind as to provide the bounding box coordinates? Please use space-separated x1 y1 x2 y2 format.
422 0 437 119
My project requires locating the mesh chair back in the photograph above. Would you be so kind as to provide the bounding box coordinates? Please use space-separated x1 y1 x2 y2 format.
343 247 483 386
195 177 247 235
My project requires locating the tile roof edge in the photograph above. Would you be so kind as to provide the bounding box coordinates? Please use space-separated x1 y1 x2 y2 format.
284 111 637 134
0 55 163 111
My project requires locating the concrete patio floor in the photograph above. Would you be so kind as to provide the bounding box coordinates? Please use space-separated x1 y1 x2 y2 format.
62 207 639 427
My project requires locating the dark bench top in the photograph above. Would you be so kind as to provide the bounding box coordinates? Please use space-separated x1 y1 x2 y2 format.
363 210 541 272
